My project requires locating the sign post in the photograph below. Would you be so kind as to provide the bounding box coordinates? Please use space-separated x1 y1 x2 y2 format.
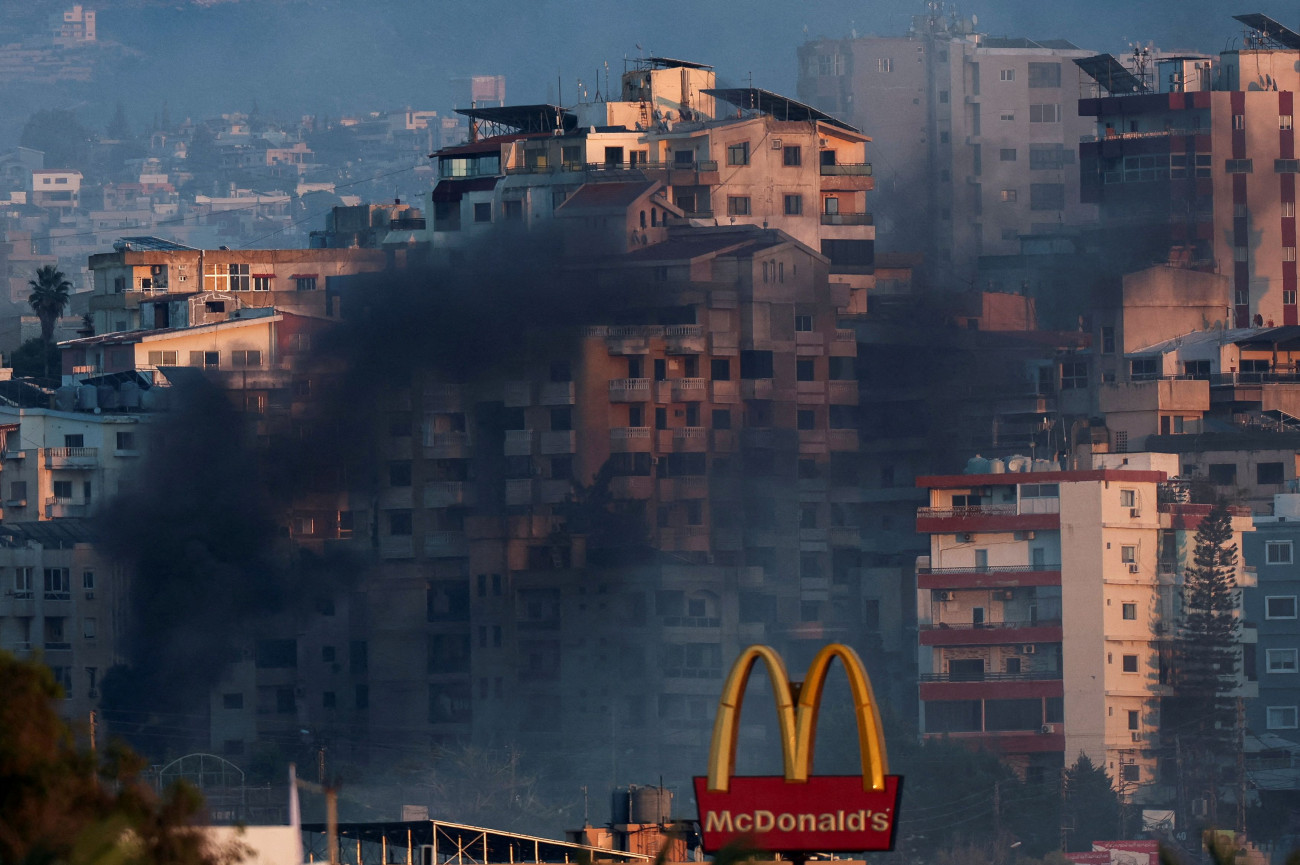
693 644 903 854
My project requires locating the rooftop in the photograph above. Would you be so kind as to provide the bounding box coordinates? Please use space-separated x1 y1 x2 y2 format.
702 87 860 133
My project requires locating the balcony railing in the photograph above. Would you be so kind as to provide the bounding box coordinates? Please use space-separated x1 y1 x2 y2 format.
45 447 98 468
920 619 1062 631
820 163 873 176
918 504 1017 519
917 564 1062 575
1209 371 1300 386
820 212 873 226
919 670 1062 682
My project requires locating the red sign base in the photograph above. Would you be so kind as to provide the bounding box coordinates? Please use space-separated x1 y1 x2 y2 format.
693 775 903 853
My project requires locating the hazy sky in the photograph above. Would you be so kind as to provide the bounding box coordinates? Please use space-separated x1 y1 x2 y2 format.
9 0 1300 131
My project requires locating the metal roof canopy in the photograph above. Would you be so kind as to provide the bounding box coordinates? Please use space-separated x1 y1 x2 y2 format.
454 105 577 137
638 56 712 70
300 819 650 865
113 236 198 252
1073 54 1148 94
701 87 860 132
1234 13 1300 49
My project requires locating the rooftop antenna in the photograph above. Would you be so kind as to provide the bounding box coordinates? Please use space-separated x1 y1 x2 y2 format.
604 61 610 102
594 67 602 102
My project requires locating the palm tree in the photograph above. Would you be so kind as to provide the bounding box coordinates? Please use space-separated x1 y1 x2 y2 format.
28 265 73 378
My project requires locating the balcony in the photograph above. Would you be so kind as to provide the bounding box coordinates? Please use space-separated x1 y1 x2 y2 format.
665 325 706 353
711 429 738 451
587 324 660 355
819 212 873 226
503 380 532 407
424 481 472 509
609 378 651 402
538 381 575 405
45 499 88 519
610 427 652 452
425 431 470 459
669 427 707 450
831 329 857 356
505 478 534 506
827 381 859 404
820 163 873 176
658 526 710 552
425 532 469 558
918 619 1063 646
611 475 654 498
827 429 858 451
659 476 708 499
829 526 860 547
539 430 577 455
670 378 708 401
919 670 1062 683
710 380 739 403
916 503 1060 534
539 479 571 504
45 447 98 469
667 161 720 187
424 384 464 412
503 429 535 456
741 379 774 399
380 536 414 559
920 670 1063 701
917 564 1063 590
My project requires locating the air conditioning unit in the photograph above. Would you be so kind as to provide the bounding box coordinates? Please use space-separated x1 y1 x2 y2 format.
937 591 955 601
1130 508 1141 518
84 591 94 600
960 532 974 542
819 137 829 146
1022 644 1037 654
771 138 783 149
1128 563 1140 574
1191 799 1208 818
1040 724 1056 734
1000 590 1015 600
1131 732 1143 743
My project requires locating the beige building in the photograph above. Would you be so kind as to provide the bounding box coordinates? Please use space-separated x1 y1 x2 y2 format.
798 20 1097 284
85 236 393 335
916 451 1255 802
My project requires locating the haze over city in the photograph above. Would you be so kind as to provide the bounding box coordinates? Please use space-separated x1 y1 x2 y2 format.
3 1 1300 865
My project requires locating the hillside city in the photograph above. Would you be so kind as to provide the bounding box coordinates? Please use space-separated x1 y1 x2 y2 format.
4 3 1300 865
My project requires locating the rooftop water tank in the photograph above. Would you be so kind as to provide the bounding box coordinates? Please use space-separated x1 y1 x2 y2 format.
76 384 98 411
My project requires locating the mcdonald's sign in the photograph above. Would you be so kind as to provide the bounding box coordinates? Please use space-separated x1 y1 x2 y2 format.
693 644 902 853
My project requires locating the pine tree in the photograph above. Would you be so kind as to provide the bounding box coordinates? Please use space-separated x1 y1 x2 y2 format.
1166 503 1240 829
1064 753 1120 850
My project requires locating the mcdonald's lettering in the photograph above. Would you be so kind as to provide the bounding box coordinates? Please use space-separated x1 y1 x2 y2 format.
693 644 903 853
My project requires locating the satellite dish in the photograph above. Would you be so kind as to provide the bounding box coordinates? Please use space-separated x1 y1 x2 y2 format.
972 13 978 25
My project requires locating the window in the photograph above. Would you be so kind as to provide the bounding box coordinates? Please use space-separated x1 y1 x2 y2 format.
794 314 814 332
204 263 249 292
1287 289 1299 306
503 200 523 221
473 202 492 222
796 359 815 381
52 481 72 500
1000 110 1015 121
712 409 731 430
1233 114 1246 131
783 194 802 215
1267 596 1298 619
1027 62 1061 88
1121 764 1141 783
939 90 949 104
1121 545 1136 564
64 434 83 448
876 57 893 72
1120 489 1136 508
1030 183 1065 210
1285 248 1298 263
82 571 94 591
1127 709 1139 730
823 196 839 214
13 567 32 598
1121 654 1139 673
727 196 751 216
1268 649 1299 673
1061 361 1087 389
222 693 243 710
1283 115 1295 131
783 145 802 165
797 410 816 430
1225 159 1254 174
710 358 730 381
189 351 220 369
1267 540 1294 565
1207 463 1237 485
1259 462 1286 485
727 142 750 166
1122 602 1137 620
44 568 70 600
1278 159 1300 173
1268 706 1298 729
147 350 178 366
1029 104 1061 123
231 349 262 368
999 148 1017 161
293 276 317 291
252 276 272 291
1000 68 1015 81
740 350 774 379
388 510 413 536
1000 188 1017 202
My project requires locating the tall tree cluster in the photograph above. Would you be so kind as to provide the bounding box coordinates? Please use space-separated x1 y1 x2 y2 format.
1165 503 1241 830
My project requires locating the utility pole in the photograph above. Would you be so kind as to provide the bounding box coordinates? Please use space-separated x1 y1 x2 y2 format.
1237 698 1247 834
1060 766 1069 852
88 710 96 756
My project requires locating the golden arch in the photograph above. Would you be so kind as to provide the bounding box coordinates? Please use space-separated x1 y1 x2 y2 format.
705 643 889 793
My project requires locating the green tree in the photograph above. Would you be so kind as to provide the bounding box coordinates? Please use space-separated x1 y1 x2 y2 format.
0 652 246 865
1063 753 1120 850
107 101 133 141
28 264 72 378
19 109 94 170
1165 503 1241 830
9 336 61 379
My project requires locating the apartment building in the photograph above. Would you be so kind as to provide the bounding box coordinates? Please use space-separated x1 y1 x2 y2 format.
1245 495 1300 737
1075 14 1299 328
425 57 876 304
85 236 392 335
29 169 82 211
797 16 1097 283
0 521 119 724
915 451 1256 802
